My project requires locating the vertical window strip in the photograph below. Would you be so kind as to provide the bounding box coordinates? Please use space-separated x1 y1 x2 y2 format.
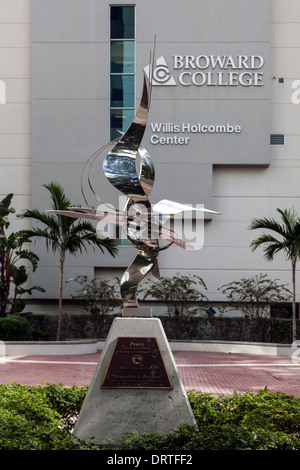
110 5 135 141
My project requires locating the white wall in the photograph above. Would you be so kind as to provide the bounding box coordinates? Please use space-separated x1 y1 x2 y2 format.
0 0 32 233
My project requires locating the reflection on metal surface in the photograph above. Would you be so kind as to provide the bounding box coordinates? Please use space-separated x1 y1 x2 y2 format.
103 75 163 308
47 53 218 313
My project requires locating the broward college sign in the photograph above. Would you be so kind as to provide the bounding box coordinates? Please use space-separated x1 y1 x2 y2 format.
146 55 265 88
141 1 270 210
145 52 268 148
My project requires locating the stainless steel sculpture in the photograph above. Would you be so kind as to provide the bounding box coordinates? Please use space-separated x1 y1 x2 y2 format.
103 76 160 309
48 66 217 313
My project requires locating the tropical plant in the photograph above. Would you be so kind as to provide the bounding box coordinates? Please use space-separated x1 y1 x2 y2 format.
219 274 292 342
18 182 119 340
0 194 44 316
141 273 208 318
249 208 300 342
0 193 15 236
67 275 122 337
219 274 291 319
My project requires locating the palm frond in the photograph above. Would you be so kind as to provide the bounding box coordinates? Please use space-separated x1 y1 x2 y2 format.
43 182 71 211
277 208 298 233
249 207 300 261
18 228 61 253
248 216 288 239
250 234 282 261
66 220 97 235
66 225 118 257
19 208 60 230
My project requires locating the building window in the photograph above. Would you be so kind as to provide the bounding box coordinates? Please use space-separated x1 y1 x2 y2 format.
110 6 135 141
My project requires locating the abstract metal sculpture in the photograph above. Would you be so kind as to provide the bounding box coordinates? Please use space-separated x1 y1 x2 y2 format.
48 64 217 312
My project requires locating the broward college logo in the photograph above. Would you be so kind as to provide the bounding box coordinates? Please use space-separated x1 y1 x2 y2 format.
144 56 176 86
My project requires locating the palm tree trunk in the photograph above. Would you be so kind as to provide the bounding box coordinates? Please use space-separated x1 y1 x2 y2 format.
2 252 10 317
292 255 297 343
0 249 5 316
56 249 65 341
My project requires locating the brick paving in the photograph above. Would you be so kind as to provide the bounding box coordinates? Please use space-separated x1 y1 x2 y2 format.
1 350 300 397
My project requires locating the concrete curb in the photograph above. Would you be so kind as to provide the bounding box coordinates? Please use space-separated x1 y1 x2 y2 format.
3 339 293 356
4 340 98 356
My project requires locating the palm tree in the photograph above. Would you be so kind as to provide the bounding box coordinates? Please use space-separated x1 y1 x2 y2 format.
249 208 300 342
19 182 118 341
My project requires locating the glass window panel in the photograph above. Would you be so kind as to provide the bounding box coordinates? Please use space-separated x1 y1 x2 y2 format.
110 6 135 39
117 238 131 246
111 41 135 74
110 75 134 108
110 109 135 141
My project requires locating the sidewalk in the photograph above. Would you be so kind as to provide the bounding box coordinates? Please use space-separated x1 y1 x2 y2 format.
1 350 300 396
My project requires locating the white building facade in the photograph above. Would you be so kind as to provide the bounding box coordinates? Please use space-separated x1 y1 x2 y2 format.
0 0 300 310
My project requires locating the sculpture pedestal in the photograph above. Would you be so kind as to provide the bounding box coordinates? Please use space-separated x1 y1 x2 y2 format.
73 317 196 446
122 306 152 317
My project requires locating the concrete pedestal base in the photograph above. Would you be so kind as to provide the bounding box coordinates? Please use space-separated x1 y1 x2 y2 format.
73 317 196 446
122 306 152 317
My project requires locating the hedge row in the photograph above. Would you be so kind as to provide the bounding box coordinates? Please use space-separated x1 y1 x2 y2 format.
0 312 294 343
21 312 115 341
0 384 299 450
160 315 299 343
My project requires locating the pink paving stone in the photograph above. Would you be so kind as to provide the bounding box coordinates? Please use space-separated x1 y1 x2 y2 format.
0 350 299 397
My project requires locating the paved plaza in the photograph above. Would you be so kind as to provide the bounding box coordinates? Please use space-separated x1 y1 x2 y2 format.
1 350 300 397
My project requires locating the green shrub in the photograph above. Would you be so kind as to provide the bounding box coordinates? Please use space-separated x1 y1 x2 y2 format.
0 384 299 450
188 388 300 435
120 389 300 451
0 383 72 450
120 424 296 451
41 382 88 432
0 383 92 450
0 314 31 341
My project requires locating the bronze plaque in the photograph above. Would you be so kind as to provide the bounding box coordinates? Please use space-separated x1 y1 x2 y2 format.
101 337 172 389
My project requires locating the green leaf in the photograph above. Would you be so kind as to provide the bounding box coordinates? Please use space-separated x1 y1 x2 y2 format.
11 266 28 287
